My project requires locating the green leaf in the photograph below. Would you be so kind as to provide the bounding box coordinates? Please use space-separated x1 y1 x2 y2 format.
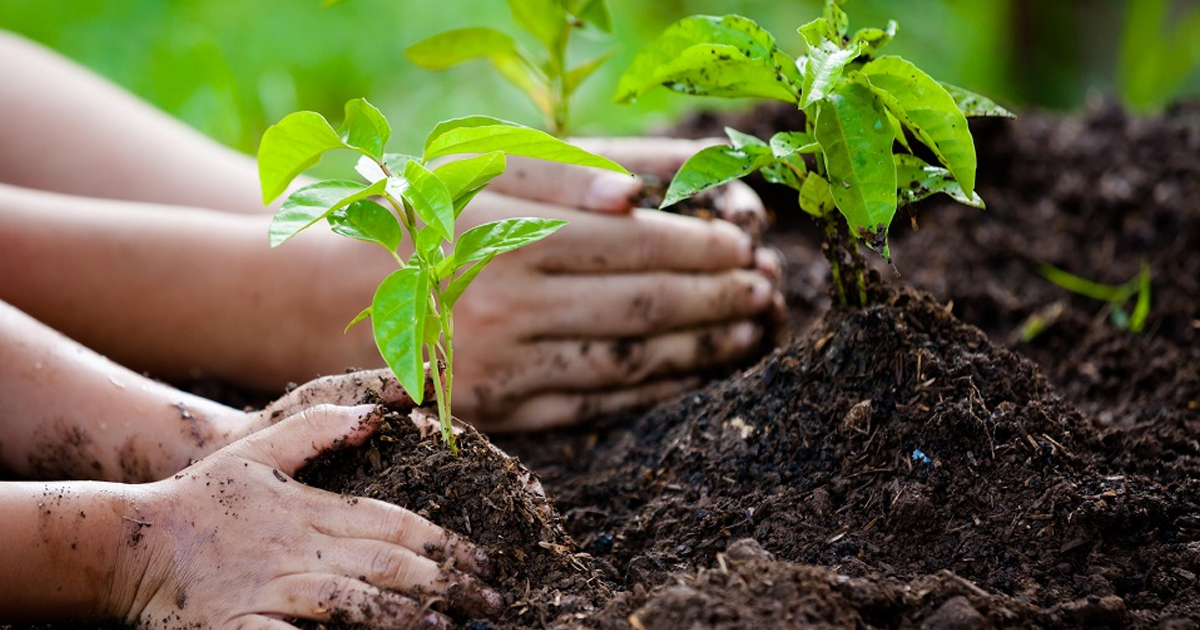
269 179 386 247
372 267 429 405
615 14 787 103
662 144 774 208
799 172 836 217
859 56 977 194
344 305 371 334
1038 265 1131 302
258 111 348 203
631 43 799 103
815 81 897 254
761 154 807 190
724 127 767 150
339 98 390 161
798 17 838 49
433 152 508 217
800 40 861 109
415 226 445 262
939 82 1016 118
405 27 518 69
824 0 849 38
850 20 897 59
573 0 612 32
443 253 496 309
328 199 402 252
424 116 629 175
453 218 567 265
894 154 984 209
506 0 567 50
400 161 455 243
1130 265 1152 333
769 131 818 158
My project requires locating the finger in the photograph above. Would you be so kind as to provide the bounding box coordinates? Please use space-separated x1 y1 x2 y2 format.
489 156 641 213
265 574 450 629
265 371 413 423
569 136 723 177
714 179 769 240
503 321 762 395
523 270 775 337
230 615 306 630
310 494 487 575
321 541 502 618
472 193 754 273
756 246 784 286
480 377 701 433
240 404 380 474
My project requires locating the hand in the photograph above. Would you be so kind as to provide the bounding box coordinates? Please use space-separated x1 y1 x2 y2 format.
120 404 499 630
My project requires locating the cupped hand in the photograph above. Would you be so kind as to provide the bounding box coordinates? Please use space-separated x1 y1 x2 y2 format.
121 404 499 630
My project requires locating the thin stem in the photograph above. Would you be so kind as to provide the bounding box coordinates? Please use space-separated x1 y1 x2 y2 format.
822 215 847 307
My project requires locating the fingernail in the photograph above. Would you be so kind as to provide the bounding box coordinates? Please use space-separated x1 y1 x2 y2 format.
588 171 640 211
749 276 773 309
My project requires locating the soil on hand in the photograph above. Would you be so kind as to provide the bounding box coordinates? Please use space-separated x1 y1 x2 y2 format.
8 100 1198 630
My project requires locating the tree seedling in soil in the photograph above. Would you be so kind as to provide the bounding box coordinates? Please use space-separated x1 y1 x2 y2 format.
1029 263 1152 336
615 0 1013 307
257 98 628 452
406 0 615 137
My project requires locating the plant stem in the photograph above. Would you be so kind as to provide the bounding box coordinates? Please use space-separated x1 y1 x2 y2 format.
821 214 847 307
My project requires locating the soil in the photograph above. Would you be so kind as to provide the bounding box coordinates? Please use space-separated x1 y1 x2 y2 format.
9 99 1199 629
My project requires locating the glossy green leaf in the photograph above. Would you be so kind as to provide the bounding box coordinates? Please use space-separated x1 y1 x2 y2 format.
939 82 1016 118
269 178 386 247
328 199 402 252
662 144 774 208
800 40 861 109
405 27 518 69
372 267 429 404
815 82 897 254
443 252 496 309
850 20 897 58
724 127 767 149
799 172 836 217
769 131 818 158
506 0 566 50
258 111 348 203
761 154 806 190
433 152 508 217
615 14 785 103
344 305 371 334
860 56 977 194
894 154 984 209
454 218 567 265
416 226 445 262
424 117 628 175
339 98 390 161
400 161 455 243
647 44 799 102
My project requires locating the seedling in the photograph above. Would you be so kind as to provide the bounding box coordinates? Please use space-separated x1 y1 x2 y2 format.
615 0 1012 307
1037 263 1152 334
258 98 629 451
405 0 614 136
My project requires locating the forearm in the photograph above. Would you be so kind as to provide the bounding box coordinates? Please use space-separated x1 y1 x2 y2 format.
0 31 264 213
0 298 245 481
0 480 146 622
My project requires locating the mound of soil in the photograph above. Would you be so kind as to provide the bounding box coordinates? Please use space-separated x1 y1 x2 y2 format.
10 101 1198 630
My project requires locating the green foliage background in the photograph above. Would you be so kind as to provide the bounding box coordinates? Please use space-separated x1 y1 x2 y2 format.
3 0 1197 161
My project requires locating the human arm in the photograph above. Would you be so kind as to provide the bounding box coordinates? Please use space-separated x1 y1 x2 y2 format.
0 404 496 628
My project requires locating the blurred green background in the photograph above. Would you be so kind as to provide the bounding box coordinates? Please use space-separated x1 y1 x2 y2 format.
3 0 1198 159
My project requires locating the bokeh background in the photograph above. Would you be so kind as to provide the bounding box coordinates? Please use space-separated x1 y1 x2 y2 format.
3 0 1198 162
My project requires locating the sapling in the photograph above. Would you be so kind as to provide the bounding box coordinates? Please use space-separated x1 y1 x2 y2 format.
615 0 1013 307
257 98 629 452
405 0 614 136
1038 263 1152 334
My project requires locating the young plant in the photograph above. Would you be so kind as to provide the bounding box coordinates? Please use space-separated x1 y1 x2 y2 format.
405 0 614 136
257 98 629 452
1038 263 1152 334
615 0 1013 307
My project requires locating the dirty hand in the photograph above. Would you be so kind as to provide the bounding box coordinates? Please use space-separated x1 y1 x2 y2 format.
117 404 499 630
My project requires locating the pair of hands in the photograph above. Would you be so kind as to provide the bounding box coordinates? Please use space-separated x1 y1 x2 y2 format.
257 138 784 432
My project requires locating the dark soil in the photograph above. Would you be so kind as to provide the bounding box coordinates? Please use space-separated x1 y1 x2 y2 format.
10 100 1199 630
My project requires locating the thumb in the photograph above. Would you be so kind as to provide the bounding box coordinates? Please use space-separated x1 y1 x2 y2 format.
238 403 381 474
